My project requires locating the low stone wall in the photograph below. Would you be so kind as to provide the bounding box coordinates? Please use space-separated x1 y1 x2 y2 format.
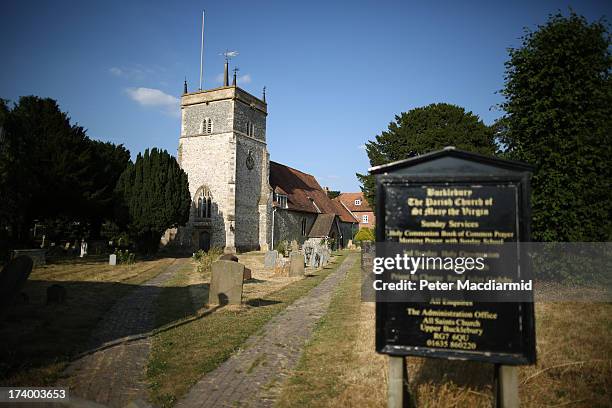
12 249 46 267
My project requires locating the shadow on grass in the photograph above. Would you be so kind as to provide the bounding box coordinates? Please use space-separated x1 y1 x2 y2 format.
245 298 283 307
244 278 266 284
0 277 211 386
412 358 494 391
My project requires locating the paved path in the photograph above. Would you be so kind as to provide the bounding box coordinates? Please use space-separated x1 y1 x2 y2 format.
57 258 188 408
176 253 358 408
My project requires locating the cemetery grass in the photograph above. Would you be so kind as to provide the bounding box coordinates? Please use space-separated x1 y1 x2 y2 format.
0 257 176 387
277 270 612 407
146 252 349 407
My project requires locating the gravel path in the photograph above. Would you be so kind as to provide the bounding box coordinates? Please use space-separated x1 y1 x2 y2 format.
176 253 358 408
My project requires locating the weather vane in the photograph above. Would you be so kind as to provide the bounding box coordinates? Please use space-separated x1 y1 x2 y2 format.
221 49 239 62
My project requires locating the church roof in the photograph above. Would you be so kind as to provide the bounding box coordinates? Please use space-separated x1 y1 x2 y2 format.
308 214 336 238
269 161 358 223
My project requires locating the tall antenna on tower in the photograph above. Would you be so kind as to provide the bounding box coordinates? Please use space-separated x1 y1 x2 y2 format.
199 10 205 90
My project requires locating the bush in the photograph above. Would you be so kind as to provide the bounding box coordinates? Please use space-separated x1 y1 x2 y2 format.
276 240 289 257
354 228 375 242
193 247 223 276
114 248 135 265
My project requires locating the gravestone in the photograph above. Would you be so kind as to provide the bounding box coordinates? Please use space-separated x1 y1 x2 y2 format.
289 252 305 277
0 256 34 310
274 257 289 276
109 254 117 265
304 245 314 267
12 249 46 267
208 260 244 305
290 240 299 252
264 250 278 268
320 248 330 266
79 240 88 258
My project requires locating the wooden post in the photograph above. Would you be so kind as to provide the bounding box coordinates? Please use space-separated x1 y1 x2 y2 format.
495 364 519 408
388 356 410 408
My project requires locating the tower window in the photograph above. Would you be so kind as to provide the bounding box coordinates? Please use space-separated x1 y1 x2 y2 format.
196 187 213 218
201 118 213 134
246 121 255 137
301 218 307 236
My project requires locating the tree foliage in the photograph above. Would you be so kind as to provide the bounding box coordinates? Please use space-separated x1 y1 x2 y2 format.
499 12 611 241
115 148 191 253
357 103 495 209
0 96 130 244
354 227 375 242
326 190 341 199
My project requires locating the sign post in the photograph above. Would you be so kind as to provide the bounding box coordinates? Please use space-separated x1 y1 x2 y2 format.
388 355 408 408
370 147 536 407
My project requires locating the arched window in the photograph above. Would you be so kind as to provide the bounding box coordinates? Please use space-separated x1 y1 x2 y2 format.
196 186 213 218
200 118 213 134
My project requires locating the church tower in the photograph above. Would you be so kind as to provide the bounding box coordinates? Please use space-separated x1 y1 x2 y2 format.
175 68 271 253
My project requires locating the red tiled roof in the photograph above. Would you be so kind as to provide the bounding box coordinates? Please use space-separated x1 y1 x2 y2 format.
337 192 372 212
269 161 358 223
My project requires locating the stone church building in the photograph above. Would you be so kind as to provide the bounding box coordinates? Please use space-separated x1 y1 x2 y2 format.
164 64 357 253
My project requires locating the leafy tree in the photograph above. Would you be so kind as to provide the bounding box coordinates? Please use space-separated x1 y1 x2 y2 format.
115 148 191 253
357 103 495 208
498 12 611 241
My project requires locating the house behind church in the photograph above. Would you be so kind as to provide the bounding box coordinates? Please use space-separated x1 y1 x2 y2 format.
335 192 376 229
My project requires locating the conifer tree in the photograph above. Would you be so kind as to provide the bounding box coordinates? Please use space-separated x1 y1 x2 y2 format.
115 148 191 253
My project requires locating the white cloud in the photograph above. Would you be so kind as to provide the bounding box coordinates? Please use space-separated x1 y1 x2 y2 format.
125 87 179 117
109 67 123 76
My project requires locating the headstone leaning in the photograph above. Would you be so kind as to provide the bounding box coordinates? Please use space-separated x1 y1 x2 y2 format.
208 260 245 305
0 255 33 310
289 252 305 277
264 250 278 268
109 254 117 265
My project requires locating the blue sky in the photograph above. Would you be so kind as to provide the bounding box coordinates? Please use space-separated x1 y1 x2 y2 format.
1 0 609 192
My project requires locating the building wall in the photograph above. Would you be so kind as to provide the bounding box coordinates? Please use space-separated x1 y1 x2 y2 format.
338 221 357 248
173 87 271 253
273 209 317 248
173 96 238 252
233 96 269 251
235 134 269 251
354 211 376 230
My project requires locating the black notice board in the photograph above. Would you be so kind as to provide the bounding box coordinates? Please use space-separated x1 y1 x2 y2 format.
371 149 536 365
